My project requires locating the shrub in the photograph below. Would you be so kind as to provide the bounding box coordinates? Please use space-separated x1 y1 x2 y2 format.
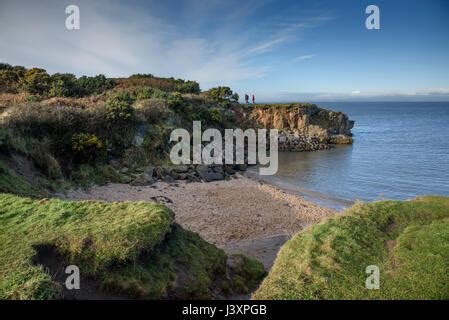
49 73 80 97
105 91 134 121
71 133 104 163
0 65 27 93
21 68 50 95
0 63 12 71
175 80 200 94
151 88 169 99
205 86 238 103
0 70 20 93
0 128 27 155
29 139 63 179
4 104 88 139
11 66 26 78
135 86 154 100
167 92 184 108
25 94 41 102
134 98 170 123
77 74 115 96
121 146 149 170
209 108 222 123
129 73 154 78
144 125 165 150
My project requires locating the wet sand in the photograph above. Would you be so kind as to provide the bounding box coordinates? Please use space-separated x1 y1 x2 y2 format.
66 174 336 269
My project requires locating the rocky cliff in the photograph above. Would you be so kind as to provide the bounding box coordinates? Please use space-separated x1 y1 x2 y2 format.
247 103 354 151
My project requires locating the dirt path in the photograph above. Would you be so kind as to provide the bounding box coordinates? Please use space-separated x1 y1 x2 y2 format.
66 175 335 270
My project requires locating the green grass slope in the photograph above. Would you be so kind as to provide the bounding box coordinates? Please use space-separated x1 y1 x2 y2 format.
0 160 42 197
253 196 449 300
0 194 264 299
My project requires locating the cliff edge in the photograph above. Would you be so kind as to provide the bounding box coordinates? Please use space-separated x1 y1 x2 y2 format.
246 103 354 151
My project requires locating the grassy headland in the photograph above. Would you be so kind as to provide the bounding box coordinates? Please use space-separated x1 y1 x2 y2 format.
0 193 265 299
253 196 449 300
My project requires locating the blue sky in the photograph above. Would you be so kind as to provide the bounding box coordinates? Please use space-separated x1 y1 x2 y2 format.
0 0 448 101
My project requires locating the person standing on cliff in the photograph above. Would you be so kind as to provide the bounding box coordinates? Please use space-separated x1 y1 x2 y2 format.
245 94 249 104
252 94 255 104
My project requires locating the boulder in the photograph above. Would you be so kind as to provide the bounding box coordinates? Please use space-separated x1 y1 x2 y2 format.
196 165 224 182
330 134 353 144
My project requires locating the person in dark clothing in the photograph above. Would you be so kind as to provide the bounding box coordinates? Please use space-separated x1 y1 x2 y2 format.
245 94 249 104
252 94 255 104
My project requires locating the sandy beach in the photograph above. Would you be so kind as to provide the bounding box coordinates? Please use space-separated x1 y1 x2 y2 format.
66 174 335 269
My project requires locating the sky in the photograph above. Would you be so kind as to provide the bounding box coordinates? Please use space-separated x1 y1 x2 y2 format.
0 0 448 101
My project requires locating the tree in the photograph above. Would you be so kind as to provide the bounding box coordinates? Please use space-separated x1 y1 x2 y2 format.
206 86 236 103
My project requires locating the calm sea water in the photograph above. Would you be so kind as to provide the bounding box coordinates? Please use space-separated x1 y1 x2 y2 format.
250 102 449 209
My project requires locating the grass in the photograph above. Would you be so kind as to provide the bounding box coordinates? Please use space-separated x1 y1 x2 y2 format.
0 160 42 197
253 196 449 300
0 193 264 299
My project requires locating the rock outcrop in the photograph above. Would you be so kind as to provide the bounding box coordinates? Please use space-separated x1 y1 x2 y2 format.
247 103 354 151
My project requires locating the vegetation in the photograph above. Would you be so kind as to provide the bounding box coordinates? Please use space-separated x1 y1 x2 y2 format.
205 86 239 104
0 194 264 299
253 196 449 300
0 63 253 190
21 68 51 95
71 133 105 164
105 91 134 121
0 62 267 300
0 161 42 197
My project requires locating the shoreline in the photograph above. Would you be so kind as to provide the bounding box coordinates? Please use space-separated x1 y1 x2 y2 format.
65 174 336 270
245 167 355 211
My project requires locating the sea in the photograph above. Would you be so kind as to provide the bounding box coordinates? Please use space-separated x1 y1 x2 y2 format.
249 102 449 210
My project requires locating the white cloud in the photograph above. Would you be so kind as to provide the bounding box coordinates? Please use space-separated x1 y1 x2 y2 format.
293 54 315 62
0 0 270 88
245 37 288 56
261 87 449 102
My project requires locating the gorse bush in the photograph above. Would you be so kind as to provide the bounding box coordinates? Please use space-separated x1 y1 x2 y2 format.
135 86 154 100
49 73 80 97
77 74 115 96
209 108 222 123
167 92 184 108
106 91 134 121
0 70 20 93
134 86 183 108
71 133 105 163
21 68 51 95
0 64 26 93
0 63 116 97
175 80 200 94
